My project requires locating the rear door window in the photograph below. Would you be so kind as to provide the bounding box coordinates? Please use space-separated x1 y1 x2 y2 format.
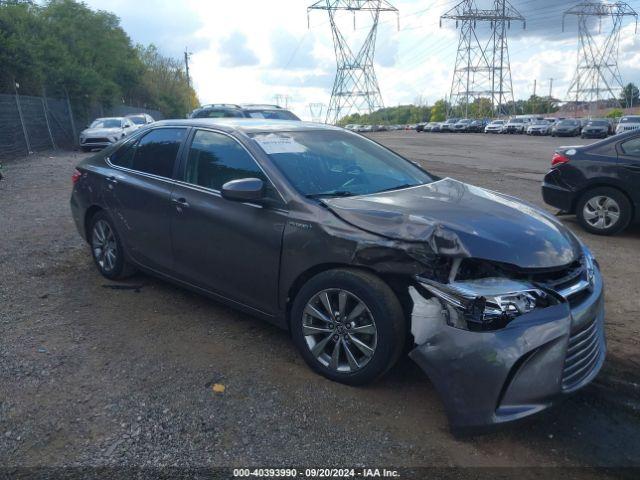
620 137 640 157
110 128 186 178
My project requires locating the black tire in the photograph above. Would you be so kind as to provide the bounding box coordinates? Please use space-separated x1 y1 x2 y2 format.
576 187 632 235
290 268 406 386
88 210 136 279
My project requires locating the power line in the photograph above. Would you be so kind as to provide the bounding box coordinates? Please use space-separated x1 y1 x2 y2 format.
308 0 399 124
442 0 525 117
563 1 638 112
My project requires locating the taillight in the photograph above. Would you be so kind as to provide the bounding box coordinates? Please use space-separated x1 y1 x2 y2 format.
551 153 570 167
71 169 82 185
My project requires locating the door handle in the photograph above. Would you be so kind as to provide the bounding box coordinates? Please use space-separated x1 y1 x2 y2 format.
106 175 118 184
172 197 190 208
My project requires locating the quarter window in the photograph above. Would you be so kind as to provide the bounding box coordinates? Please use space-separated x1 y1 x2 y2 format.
110 128 186 177
184 130 267 190
621 137 640 157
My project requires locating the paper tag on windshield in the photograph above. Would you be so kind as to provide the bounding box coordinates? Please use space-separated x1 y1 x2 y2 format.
254 134 307 154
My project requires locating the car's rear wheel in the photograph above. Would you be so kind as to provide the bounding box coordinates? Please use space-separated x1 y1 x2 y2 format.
576 187 632 235
291 269 405 386
89 211 136 279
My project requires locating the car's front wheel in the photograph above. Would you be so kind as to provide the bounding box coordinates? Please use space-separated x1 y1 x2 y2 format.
291 269 405 386
576 187 632 235
89 211 136 279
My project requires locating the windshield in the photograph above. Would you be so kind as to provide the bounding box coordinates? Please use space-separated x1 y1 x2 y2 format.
559 120 578 126
620 117 640 124
587 120 608 126
250 130 433 197
532 120 549 125
90 119 122 129
491 120 505 125
509 119 524 124
245 110 300 120
128 116 146 125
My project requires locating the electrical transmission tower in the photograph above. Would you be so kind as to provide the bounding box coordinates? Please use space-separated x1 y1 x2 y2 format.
308 0 399 125
309 103 326 122
441 0 525 118
563 2 638 111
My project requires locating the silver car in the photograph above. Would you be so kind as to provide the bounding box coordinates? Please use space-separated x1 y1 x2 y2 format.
79 117 136 152
125 113 155 130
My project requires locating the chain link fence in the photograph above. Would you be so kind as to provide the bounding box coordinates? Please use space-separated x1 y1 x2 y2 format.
0 93 164 161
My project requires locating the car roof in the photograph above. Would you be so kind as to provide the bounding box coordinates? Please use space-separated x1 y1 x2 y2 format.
152 118 342 134
240 104 284 110
94 117 125 122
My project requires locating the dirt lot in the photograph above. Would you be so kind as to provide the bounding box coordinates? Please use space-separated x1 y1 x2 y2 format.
1 132 639 475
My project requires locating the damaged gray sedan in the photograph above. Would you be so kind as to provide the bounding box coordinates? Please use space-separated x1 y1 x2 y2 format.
70 119 605 429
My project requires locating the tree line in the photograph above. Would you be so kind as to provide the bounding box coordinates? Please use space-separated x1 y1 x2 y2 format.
339 84 639 126
0 0 198 118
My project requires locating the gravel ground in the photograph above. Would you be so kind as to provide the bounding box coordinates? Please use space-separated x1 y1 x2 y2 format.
1 132 639 475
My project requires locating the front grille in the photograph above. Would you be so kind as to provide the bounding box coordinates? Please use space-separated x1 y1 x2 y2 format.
620 126 640 132
523 258 592 307
86 137 110 143
562 317 602 391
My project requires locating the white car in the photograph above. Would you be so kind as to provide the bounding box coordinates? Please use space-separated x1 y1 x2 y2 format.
615 115 640 135
526 120 551 136
79 117 136 152
484 120 505 133
125 113 155 130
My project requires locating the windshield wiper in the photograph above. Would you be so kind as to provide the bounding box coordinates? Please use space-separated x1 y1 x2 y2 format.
306 190 355 199
374 183 418 194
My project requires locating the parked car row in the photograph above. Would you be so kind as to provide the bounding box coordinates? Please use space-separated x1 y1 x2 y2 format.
413 115 636 139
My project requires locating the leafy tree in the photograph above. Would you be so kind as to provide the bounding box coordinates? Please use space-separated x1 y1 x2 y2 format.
620 83 639 108
430 100 447 122
0 0 198 118
606 108 624 119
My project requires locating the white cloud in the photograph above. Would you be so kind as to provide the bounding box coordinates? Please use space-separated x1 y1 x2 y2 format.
219 31 260 67
82 0 640 121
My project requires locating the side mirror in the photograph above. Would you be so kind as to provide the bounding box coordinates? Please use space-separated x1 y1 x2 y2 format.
221 178 265 203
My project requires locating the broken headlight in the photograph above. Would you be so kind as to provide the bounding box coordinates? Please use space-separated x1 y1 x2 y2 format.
415 276 555 331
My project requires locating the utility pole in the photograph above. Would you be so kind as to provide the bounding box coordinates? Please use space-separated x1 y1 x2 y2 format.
184 47 192 87
441 0 525 118
274 94 292 109
563 2 638 111
309 103 325 123
532 79 537 113
308 0 399 125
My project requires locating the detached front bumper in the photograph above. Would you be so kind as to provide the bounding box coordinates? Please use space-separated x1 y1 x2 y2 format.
409 268 605 429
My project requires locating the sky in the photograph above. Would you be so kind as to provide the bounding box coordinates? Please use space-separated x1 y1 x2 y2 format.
83 0 640 120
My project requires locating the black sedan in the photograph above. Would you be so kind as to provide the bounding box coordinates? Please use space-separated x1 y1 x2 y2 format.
551 119 581 137
71 119 604 429
581 119 611 139
542 130 640 234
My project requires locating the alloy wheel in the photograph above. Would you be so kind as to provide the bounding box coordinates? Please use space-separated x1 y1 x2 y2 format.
92 219 118 272
583 195 620 230
302 289 378 373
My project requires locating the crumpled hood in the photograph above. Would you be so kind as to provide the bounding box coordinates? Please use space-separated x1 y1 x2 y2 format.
323 178 581 269
81 127 122 136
